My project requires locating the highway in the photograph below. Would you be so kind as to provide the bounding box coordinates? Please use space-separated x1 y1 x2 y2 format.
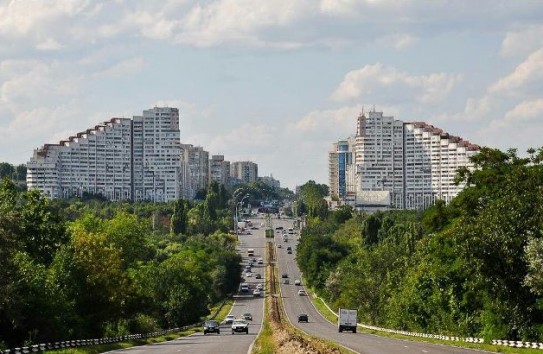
273 217 492 354
106 217 268 354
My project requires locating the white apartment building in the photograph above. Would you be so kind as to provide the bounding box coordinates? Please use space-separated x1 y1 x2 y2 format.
340 109 478 211
209 154 230 186
27 107 182 202
180 144 209 199
230 161 258 183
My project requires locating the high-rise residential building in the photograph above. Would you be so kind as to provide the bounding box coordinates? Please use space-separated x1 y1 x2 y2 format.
328 137 356 199
230 161 258 183
27 107 182 202
209 154 230 186
333 109 479 211
180 144 209 199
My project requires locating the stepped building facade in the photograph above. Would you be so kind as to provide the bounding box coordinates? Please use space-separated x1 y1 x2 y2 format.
27 107 182 202
329 109 479 210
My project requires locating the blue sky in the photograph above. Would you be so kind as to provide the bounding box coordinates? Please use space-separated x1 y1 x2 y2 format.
1 1 543 190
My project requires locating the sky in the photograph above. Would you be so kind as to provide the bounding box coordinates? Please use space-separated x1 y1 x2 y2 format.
1 1 543 190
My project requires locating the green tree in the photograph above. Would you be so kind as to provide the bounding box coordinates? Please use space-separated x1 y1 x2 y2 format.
170 198 188 235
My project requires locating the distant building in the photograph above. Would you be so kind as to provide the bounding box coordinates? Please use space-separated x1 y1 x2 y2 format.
328 137 356 200
209 154 230 186
331 108 479 211
230 161 258 183
27 107 182 202
180 144 209 199
258 175 280 190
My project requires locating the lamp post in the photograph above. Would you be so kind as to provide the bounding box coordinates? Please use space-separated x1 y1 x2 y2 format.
235 194 250 239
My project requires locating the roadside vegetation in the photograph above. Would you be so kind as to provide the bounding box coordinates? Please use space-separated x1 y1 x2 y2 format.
296 147 543 344
0 178 286 351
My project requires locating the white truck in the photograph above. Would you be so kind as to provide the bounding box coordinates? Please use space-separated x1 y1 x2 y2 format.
338 308 358 333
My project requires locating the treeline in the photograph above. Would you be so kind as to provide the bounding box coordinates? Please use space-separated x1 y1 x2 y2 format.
297 147 543 342
0 180 242 349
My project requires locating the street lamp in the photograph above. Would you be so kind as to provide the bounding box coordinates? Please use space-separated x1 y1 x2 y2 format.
235 194 250 239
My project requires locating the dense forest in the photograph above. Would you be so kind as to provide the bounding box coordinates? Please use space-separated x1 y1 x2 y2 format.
297 147 543 342
0 179 287 349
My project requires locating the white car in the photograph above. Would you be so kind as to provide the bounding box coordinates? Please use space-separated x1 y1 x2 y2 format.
257 258 264 264
224 314 235 324
298 289 306 296
256 283 263 290
245 272 252 277
294 279 301 286
253 289 261 297
232 319 249 334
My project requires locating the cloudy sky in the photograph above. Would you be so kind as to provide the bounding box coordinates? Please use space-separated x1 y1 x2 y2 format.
1 0 543 190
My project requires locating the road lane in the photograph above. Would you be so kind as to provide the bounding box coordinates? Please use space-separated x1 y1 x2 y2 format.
107 217 267 354
274 217 491 354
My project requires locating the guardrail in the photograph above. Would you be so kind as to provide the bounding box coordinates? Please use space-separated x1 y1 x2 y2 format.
315 295 543 350
2 328 184 354
2 298 230 354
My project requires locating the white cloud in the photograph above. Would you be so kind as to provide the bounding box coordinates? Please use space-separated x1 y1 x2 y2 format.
501 25 543 57
489 48 543 94
289 105 360 137
331 63 462 104
94 57 145 78
376 33 418 49
501 98 543 126
36 37 63 50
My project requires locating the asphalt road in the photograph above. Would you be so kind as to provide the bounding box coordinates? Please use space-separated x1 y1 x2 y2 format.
273 217 492 354
106 217 268 354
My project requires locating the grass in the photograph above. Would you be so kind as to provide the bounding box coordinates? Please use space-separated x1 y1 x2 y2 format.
43 300 236 354
308 290 543 354
252 296 276 354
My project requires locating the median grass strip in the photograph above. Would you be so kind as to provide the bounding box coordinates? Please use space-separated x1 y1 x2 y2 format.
308 289 543 354
252 242 353 354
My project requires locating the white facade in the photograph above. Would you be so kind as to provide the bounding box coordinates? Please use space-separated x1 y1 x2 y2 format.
347 109 478 211
180 144 209 199
27 107 182 202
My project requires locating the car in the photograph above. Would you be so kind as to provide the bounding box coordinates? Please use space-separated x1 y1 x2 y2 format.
275 226 284 230
246 272 253 277
251 226 258 230
243 313 253 320
246 231 252 235
224 314 235 324
294 279 301 286
297 314 309 323
286 246 292 251
231 319 249 334
277 244 282 248
257 258 264 264
203 320 220 334
298 289 306 296
283 278 290 284
281 273 288 278
255 273 262 279
287 249 293 254
240 283 249 293
253 289 261 297
256 283 263 290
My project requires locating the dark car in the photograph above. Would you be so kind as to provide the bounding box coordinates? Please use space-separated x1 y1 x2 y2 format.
243 313 253 320
281 273 288 278
203 320 220 334
275 226 284 230
255 273 262 279
297 314 309 323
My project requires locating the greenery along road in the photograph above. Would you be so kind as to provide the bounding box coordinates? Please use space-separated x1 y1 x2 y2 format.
296 147 543 345
0 180 290 350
